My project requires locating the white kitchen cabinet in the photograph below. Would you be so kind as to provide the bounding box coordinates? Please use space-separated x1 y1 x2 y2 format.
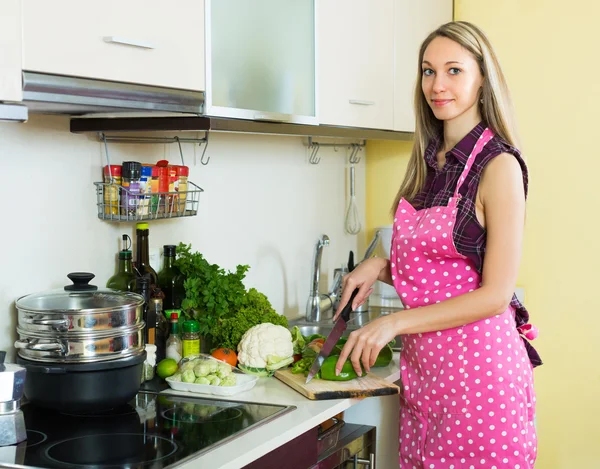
206 0 316 124
394 0 453 132
0 0 23 102
21 0 205 91
317 0 395 130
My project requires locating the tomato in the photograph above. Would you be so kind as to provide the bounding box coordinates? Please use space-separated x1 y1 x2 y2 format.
293 353 303 363
308 338 325 346
211 348 238 367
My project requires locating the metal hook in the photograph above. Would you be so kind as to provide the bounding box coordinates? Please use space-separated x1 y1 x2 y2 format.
199 132 210 166
349 144 362 164
309 142 321 164
175 136 185 166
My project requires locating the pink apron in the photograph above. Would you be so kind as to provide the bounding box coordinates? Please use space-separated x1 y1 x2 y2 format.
391 129 537 468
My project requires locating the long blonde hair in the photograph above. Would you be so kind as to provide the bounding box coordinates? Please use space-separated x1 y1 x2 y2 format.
391 21 519 213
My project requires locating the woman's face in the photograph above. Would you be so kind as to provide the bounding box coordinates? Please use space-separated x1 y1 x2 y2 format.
421 36 484 123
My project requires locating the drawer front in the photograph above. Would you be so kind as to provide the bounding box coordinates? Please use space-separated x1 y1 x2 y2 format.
22 0 205 91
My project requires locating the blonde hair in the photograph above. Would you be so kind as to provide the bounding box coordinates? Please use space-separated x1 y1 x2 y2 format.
391 21 519 214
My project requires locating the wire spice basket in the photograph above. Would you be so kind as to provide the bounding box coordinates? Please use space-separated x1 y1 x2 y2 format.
94 181 203 222
94 132 205 222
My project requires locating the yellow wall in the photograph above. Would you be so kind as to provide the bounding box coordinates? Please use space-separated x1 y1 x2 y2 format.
366 1 600 467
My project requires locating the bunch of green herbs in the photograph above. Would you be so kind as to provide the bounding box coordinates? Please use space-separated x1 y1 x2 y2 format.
175 243 288 348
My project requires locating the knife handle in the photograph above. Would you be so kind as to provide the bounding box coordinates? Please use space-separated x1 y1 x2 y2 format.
341 289 360 322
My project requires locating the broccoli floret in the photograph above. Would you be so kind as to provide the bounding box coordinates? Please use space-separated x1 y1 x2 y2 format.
194 376 211 385
193 361 211 377
182 369 196 383
220 374 237 386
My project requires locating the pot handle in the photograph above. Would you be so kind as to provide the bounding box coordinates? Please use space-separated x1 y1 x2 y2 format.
14 339 67 354
21 317 69 329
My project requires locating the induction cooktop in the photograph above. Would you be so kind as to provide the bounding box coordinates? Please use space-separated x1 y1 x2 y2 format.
0 391 295 468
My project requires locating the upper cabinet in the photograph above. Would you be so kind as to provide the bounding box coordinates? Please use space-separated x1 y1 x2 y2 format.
205 0 316 124
317 0 395 130
0 0 23 102
394 0 453 132
21 0 205 91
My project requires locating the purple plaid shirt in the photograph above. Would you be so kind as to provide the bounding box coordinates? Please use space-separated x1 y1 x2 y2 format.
411 121 542 367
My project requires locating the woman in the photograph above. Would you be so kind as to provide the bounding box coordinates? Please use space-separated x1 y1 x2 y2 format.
334 21 542 468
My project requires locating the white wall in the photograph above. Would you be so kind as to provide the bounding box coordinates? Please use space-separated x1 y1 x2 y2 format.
0 115 367 361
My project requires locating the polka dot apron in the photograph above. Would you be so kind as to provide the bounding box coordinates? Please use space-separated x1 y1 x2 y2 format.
391 129 537 469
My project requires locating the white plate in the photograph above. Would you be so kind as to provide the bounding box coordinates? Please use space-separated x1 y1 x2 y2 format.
166 372 258 396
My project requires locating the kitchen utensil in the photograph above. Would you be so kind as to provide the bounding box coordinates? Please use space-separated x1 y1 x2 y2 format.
362 229 381 262
306 289 359 384
331 267 349 312
347 251 355 272
16 351 145 412
16 272 144 334
344 165 361 235
15 322 145 363
275 368 399 400
0 351 27 446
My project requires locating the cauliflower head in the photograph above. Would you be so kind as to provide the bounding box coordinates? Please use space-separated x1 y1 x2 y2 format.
237 323 294 372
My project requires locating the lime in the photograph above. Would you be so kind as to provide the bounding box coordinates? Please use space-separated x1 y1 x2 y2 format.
156 358 178 379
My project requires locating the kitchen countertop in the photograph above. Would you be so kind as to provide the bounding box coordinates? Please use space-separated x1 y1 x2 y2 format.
164 352 401 469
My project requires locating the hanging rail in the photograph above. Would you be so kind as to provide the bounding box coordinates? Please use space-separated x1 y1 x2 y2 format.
305 137 366 164
97 132 211 165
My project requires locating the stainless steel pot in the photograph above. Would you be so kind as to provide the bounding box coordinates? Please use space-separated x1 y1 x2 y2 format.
16 272 144 334
15 322 145 363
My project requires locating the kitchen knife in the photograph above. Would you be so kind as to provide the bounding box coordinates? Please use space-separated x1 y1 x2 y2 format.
348 251 355 272
305 288 359 384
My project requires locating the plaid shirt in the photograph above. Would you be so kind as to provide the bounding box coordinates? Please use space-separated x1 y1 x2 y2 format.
412 121 542 367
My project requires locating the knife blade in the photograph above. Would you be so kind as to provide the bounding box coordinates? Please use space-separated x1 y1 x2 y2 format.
305 288 359 384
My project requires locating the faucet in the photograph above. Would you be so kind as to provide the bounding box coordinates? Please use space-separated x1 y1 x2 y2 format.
306 234 339 322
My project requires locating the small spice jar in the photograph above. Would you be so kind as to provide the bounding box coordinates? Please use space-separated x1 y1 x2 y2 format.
181 319 201 358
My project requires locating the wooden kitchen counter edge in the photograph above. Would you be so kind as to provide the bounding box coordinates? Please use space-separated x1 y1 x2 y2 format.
160 352 401 469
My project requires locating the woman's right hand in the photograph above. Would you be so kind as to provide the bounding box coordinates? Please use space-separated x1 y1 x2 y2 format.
333 257 390 321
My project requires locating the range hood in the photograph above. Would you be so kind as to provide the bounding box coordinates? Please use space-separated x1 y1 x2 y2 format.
18 71 412 142
21 72 204 115
0 103 28 122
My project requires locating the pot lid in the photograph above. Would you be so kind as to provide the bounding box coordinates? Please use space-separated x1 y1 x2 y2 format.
16 273 145 313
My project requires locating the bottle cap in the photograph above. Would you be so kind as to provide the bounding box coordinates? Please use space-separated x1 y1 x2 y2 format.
176 165 189 177
122 161 142 179
182 320 200 333
141 165 153 177
103 165 122 177
169 312 179 321
163 245 177 257
136 223 149 231
118 250 133 260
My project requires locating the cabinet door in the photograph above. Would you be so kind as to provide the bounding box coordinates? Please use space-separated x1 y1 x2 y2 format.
0 0 23 102
206 0 316 124
21 0 205 91
394 0 453 132
317 0 394 130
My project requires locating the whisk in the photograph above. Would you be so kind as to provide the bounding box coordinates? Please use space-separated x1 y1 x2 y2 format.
344 164 361 235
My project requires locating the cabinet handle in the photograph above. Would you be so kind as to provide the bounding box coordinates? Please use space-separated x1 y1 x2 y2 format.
349 99 375 106
103 36 155 50
353 453 375 468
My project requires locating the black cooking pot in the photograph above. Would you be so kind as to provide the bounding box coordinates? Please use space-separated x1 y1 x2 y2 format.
16 352 145 413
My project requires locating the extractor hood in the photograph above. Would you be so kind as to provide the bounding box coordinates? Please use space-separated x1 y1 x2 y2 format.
0 103 28 122
21 72 204 115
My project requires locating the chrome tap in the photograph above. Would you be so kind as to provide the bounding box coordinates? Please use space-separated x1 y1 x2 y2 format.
306 234 337 322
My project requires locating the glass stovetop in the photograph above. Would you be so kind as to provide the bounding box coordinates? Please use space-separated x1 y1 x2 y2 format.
1 391 294 469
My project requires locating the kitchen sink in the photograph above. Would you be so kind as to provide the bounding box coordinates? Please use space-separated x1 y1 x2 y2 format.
289 308 403 351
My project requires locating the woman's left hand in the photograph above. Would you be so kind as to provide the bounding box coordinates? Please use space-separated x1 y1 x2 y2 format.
335 314 401 376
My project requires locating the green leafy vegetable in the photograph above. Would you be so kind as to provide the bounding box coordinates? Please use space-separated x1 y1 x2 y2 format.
290 326 305 355
175 242 250 336
209 288 288 350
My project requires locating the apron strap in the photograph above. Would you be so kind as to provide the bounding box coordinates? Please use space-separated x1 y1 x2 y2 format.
449 128 495 203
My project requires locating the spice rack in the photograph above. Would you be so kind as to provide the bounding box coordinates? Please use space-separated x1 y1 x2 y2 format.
94 181 203 222
94 133 206 222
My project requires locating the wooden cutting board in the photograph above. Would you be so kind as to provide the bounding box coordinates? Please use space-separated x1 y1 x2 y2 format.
274 368 400 400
